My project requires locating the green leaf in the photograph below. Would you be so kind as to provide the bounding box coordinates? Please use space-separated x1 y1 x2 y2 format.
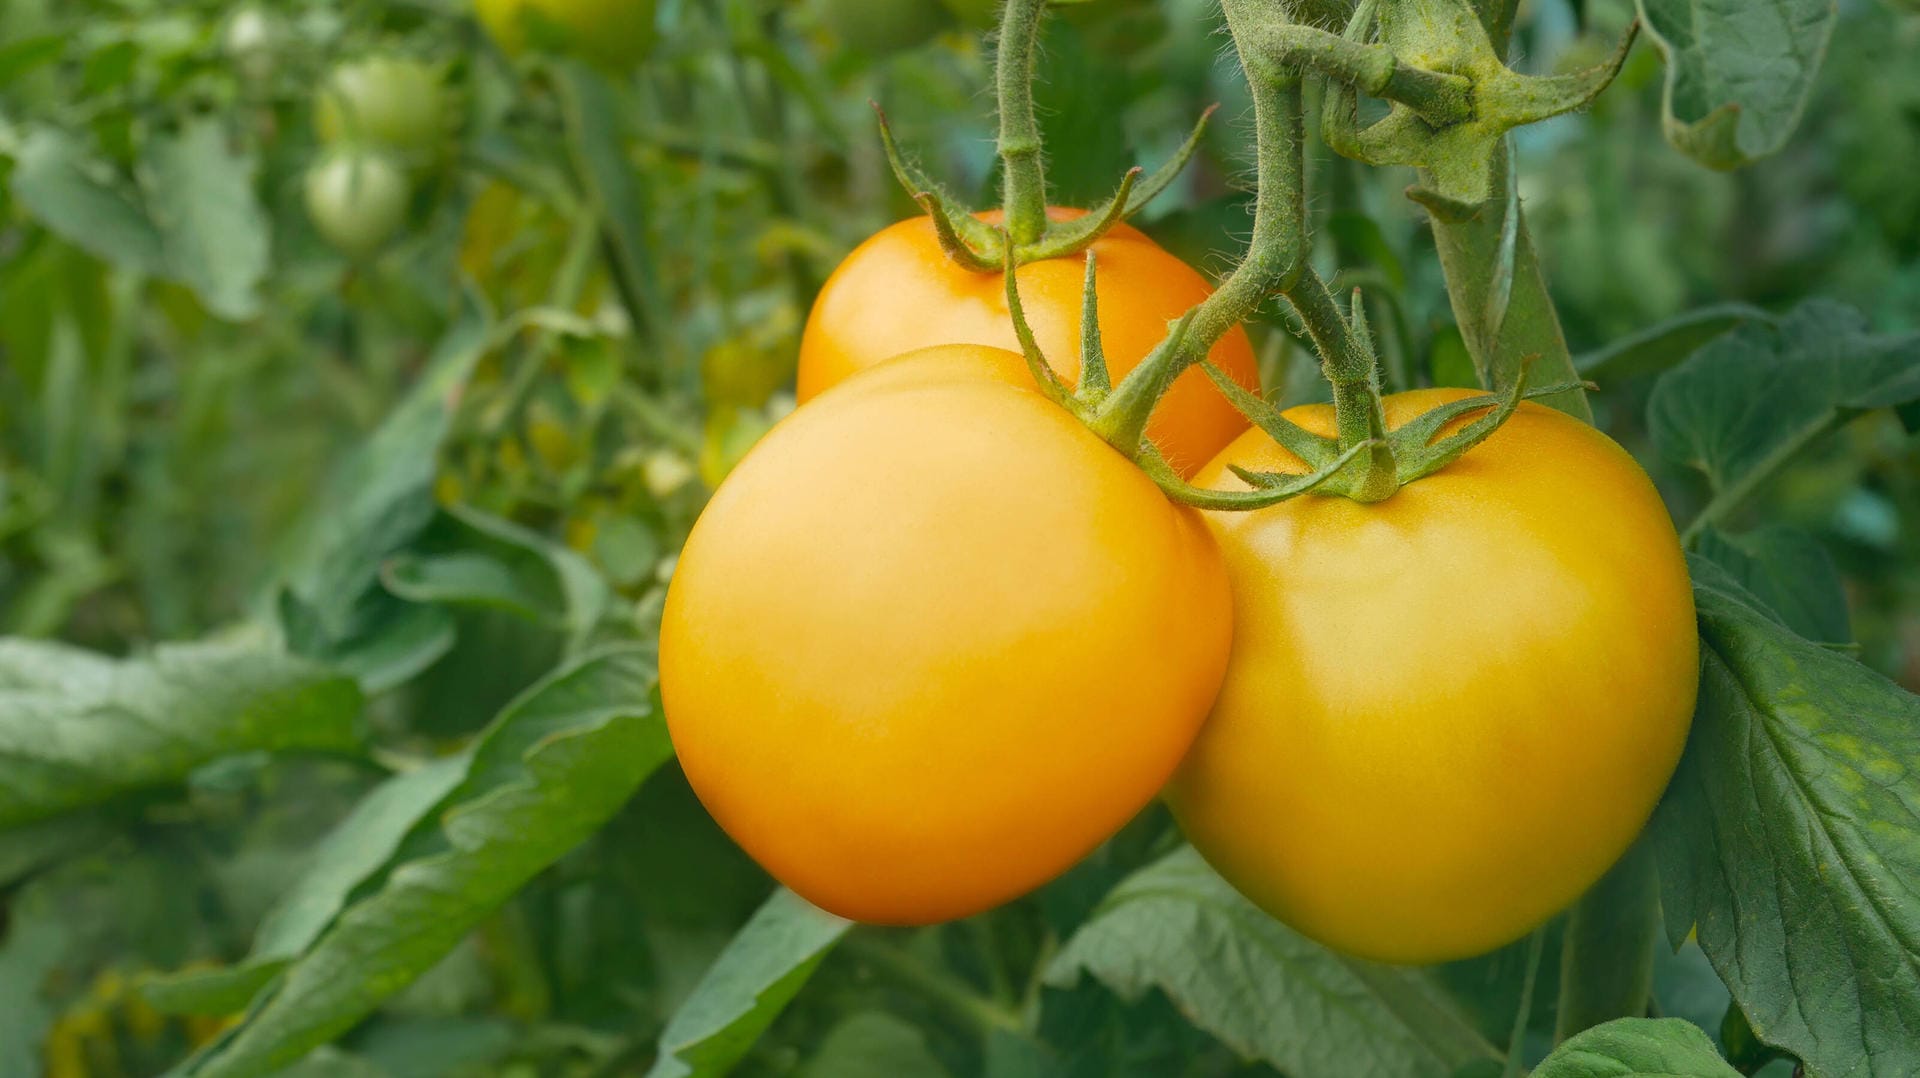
799 1012 950 1078
1574 303 1771 379
648 888 852 1078
1046 847 1499 1078
1692 525 1850 643
0 812 113 887
0 893 70 1078
276 291 490 643
142 118 270 321
146 758 468 1017
556 61 667 352
0 639 363 830
1649 559 1920 1078
383 505 612 654
1635 0 1837 169
7 126 165 274
1532 1017 1739 1078
1649 300 1920 531
182 647 671 1078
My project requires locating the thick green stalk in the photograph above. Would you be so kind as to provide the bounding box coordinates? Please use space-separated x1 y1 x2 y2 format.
1554 837 1660 1041
996 0 1050 247
1427 144 1590 420
1251 20 1473 126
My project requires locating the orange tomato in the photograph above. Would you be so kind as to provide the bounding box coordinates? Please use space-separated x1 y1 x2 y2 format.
797 210 1260 476
663 345 1232 924
1168 389 1698 963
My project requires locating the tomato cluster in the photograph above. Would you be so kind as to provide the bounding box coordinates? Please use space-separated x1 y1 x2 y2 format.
661 209 1697 964
303 56 453 259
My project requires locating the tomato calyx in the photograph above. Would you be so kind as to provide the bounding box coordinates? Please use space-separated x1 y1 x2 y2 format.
871 0 1215 269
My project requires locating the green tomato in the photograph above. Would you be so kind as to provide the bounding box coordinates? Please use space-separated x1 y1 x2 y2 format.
315 56 453 163
474 0 658 69
222 7 281 82
813 0 950 54
304 150 411 259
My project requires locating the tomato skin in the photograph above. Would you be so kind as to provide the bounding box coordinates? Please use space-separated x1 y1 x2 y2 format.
1168 389 1698 964
662 345 1233 924
797 211 1260 477
304 150 410 259
475 0 657 68
315 57 451 160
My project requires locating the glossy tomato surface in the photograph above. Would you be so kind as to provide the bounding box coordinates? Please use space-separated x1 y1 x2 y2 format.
315 57 451 160
304 150 410 259
1168 389 1698 964
475 0 656 68
663 345 1232 924
797 211 1259 476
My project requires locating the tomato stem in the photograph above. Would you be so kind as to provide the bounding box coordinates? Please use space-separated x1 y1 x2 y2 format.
995 0 1050 248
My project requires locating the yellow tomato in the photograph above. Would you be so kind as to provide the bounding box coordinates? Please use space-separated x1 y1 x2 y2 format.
662 345 1232 924
797 211 1260 476
1168 389 1697 964
474 0 656 68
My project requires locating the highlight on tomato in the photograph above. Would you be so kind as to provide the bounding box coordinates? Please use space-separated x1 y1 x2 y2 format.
303 148 411 259
661 344 1233 925
1167 388 1699 965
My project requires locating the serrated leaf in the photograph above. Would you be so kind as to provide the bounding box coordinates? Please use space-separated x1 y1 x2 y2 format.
142 118 269 320
276 291 490 644
1574 303 1771 379
0 639 363 830
182 647 668 1078
1649 300 1920 501
1693 525 1849 643
1532 1017 1739 1078
1649 558 1920 1078
799 1012 950 1078
1046 847 1498 1078
147 758 468 1017
383 505 611 654
1636 0 1837 169
8 126 165 273
648 888 852 1078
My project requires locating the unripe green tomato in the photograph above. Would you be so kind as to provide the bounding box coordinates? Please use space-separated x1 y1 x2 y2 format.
315 56 453 162
304 150 411 259
813 0 950 54
474 0 657 69
222 7 281 82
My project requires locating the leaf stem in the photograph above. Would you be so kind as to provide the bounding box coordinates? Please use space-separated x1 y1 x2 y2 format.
1502 926 1546 1078
1247 17 1474 126
996 0 1050 247
843 933 1025 1037
1679 413 1844 546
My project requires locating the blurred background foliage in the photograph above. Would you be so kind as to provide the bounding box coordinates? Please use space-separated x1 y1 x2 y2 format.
0 0 1913 1074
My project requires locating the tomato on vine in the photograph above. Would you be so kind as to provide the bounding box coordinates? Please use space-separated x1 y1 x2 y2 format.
304 149 411 259
1167 389 1698 964
798 210 1261 476
315 56 454 166
661 345 1232 924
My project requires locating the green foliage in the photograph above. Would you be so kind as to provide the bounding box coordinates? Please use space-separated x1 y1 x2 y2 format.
0 0 1913 1075
1652 560 1920 1078
1532 1018 1740 1078
1048 847 1498 1077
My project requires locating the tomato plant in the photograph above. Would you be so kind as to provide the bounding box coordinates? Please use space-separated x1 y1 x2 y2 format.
2 0 1916 1077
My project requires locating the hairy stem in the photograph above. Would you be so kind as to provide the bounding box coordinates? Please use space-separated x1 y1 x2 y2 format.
1250 20 1473 126
996 0 1050 246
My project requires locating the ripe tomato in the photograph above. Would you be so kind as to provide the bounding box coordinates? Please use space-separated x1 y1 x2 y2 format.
474 0 657 68
797 211 1260 476
315 56 452 162
304 150 410 259
1167 388 1697 964
662 345 1232 924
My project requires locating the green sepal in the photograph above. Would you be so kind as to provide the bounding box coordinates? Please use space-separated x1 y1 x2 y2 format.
1199 362 1336 466
1140 438 1380 510
874 103 1002 257
1078 251 1111 398
1319 0 1639 213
